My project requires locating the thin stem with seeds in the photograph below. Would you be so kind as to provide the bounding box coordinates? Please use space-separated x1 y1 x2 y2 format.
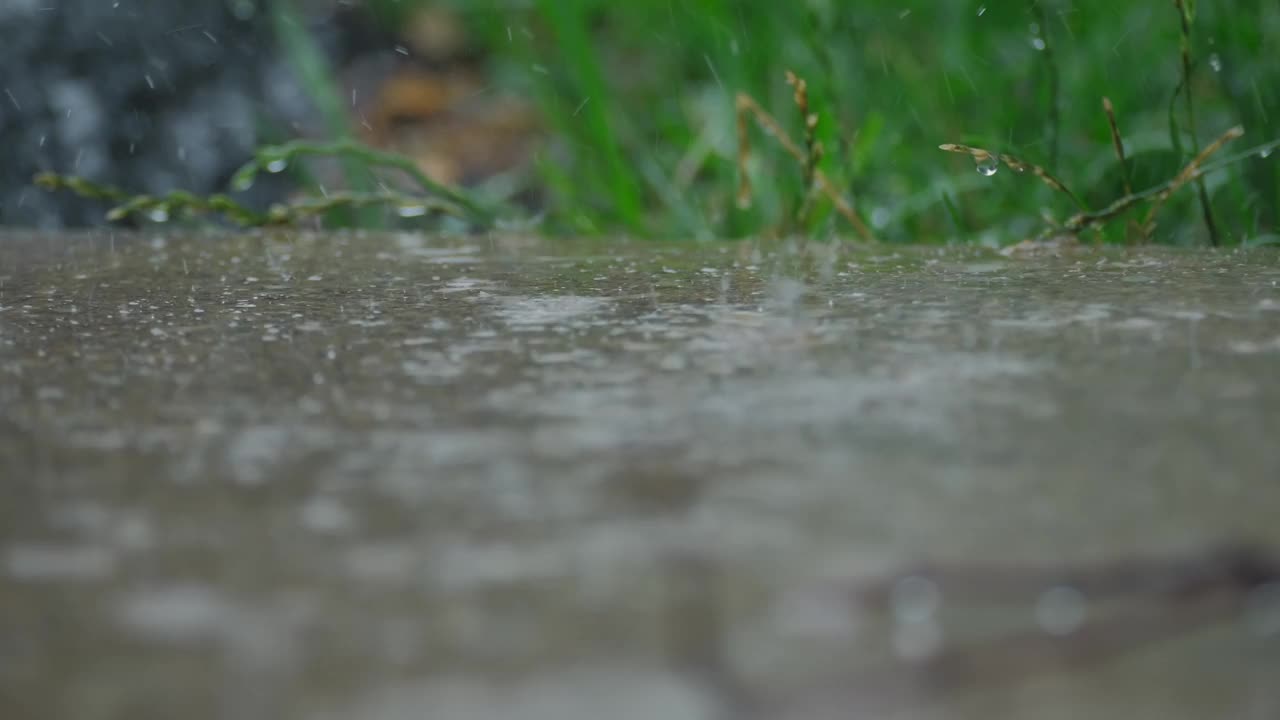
937 143 1086 209
735 89 875 241
1143 124 1244 232
1059 125 1243 233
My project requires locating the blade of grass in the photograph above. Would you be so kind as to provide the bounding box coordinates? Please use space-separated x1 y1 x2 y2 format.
1172 0 1220 245
270 0 377 228
1033 1 1060 171
535 0 645 232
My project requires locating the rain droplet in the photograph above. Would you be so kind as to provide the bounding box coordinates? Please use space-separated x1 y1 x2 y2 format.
1034 586 1087 636
265 159 288 173
1030 37 1046 51
1260 147 1274 159
1208 53 1222 72
975 155 1000 176
890 575 941 624
397 204 427 218
147 208 170 223
977 5 986 16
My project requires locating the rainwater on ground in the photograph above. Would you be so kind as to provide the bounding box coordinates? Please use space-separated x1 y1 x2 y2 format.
2 230 1279 720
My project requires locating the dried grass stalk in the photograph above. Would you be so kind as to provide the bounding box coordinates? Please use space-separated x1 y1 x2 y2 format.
735 73 874 241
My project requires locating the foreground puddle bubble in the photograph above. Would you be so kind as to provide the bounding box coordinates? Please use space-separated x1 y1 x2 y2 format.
299 494 355 534
890 575 942 624
114 585 231 641
318 668 717 720
1034 586 1088 636
5 543 116 582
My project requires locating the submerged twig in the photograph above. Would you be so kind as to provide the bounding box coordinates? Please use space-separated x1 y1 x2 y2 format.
727 541 1278 719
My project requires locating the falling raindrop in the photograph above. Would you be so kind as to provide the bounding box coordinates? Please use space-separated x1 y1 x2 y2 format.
977 5 987 16
265 159 287 173
1208 53 1222 72
1028 22 1045 51
147 208 170 223
975 155 999 176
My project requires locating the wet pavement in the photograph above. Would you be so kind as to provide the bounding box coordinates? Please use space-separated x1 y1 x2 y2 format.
1 229 1279 720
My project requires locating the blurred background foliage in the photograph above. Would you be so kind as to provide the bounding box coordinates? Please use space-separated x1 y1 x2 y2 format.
339 0 1280 244
12 0 1280 245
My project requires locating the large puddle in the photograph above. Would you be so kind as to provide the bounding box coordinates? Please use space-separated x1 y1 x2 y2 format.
2 231 1279 719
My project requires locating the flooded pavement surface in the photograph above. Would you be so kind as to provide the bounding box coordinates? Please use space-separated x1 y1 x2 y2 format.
2 230 1279 720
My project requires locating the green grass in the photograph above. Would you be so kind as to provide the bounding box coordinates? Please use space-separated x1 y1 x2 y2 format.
33 2 1278 245
43 1 1272 244
376 0 1274 245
